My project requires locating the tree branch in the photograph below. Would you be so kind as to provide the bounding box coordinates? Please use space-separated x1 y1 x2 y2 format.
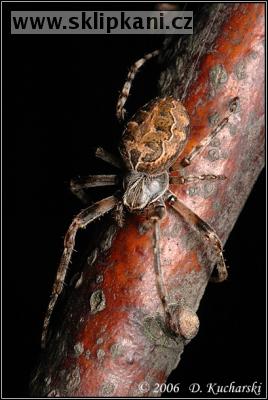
30 3 264 397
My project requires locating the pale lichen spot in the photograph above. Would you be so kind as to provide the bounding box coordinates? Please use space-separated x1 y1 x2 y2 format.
100 381 115 396
110 342 124 358
235 60 247 80
90 290 106 314
209 64 228 91
97 348 106 361
73 342 84 357
207 148 220 162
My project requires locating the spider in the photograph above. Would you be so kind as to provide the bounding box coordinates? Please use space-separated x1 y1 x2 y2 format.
41 49 239 348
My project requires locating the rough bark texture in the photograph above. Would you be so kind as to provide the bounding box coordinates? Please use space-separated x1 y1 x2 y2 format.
30 3 264 397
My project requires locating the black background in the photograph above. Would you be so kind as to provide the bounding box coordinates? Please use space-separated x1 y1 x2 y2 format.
3 2 266 398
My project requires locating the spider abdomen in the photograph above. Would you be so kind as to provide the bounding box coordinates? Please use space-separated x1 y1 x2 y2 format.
119 96 190 174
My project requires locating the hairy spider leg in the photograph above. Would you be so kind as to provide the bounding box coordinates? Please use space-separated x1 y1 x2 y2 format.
152 219 173 323
147 199 174 328
41 195 118 348
95 147 123 169
170 174 227 184
70 175 119 204
116 49 160 121
70 147 122 205
165 190 228 283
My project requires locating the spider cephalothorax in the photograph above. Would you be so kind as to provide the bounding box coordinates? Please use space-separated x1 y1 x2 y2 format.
122 171 169 211
41 49 239 349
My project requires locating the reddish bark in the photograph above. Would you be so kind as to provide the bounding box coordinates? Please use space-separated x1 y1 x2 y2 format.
30 3 264 397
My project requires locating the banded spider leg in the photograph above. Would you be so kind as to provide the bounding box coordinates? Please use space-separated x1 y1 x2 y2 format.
41 195 119 348
70 147 122 204
150 98 239 332
116 49 159 121
147 187 227 336
165 191 227 282
42 146 124 347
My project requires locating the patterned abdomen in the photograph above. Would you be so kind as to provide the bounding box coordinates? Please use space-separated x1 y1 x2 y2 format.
119 97 190 174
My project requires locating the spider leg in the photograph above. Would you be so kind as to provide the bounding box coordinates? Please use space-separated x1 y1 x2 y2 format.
152 218 173 324
181 97 239 167
116 49 159 122
149 200 201 339
149 200 173 327
71 174 118 189
41 195 118 348
95 147 123 169
170 174 226 185
70 175 119 204
165 190 228 283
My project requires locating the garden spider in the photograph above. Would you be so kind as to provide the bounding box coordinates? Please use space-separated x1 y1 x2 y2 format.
41 49 239 348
